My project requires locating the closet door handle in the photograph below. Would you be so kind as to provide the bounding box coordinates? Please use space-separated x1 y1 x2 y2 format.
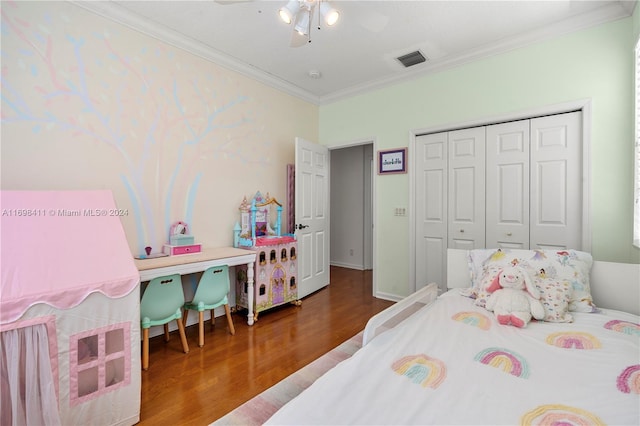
459 229 464 233
506 232 512 236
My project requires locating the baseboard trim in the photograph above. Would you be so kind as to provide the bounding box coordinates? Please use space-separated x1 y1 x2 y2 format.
374 291 403 302
330 261 364 270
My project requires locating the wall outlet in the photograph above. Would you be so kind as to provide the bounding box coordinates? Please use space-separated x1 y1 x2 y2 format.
394 207 406 216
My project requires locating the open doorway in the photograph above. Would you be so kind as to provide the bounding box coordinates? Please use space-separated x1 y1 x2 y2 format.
329 143 374 271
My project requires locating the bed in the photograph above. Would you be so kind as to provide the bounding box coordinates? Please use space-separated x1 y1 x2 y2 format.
266 248 640 425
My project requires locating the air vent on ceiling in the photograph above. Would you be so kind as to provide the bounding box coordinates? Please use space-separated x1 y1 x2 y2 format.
396 50 427 68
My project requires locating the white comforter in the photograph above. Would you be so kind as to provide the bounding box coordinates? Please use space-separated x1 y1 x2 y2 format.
266 291 640 425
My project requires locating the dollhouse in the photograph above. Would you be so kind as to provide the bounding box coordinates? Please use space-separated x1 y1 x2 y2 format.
234 191 299 321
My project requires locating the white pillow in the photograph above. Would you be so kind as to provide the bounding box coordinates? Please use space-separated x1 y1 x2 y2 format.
467 248 596 313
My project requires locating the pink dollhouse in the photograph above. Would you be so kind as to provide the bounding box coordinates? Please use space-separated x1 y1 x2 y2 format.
233 192 299 321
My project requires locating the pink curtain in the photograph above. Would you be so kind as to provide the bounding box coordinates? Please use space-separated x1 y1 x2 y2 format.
1 324 61 425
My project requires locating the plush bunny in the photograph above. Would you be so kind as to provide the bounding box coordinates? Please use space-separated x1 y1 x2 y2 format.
485 266 545 328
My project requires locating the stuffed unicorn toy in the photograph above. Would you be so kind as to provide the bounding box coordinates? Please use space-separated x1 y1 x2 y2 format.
485 266 545 328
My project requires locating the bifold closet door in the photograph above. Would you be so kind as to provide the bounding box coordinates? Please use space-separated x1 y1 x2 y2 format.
414 132 448 292
486 120 530 249
529 111 582 249
448 127 485 249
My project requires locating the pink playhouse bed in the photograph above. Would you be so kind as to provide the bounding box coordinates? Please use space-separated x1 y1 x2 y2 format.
1 190 141 425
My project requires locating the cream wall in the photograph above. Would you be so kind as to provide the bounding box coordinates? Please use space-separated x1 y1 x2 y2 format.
319 17 640 299
0 1 318 255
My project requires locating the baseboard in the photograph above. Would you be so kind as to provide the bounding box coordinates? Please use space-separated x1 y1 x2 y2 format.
374 291 403 302
330 261 364 270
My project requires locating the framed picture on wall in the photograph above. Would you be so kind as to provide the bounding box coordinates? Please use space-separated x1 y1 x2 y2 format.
378 148 407 174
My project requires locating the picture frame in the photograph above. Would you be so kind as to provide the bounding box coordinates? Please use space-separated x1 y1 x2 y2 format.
378 148 407 174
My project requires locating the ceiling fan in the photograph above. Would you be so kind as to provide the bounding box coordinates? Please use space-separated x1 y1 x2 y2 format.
215 0 388 48
278 0 340 47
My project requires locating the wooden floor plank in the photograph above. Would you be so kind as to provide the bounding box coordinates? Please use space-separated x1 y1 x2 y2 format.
138 266 394 425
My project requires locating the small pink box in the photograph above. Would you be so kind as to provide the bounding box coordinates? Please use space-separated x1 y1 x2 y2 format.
163 244 202 256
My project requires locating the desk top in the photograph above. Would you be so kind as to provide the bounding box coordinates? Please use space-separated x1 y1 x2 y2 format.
134 246 255 272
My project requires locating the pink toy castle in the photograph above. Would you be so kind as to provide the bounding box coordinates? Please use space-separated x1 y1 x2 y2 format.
233 191 299 321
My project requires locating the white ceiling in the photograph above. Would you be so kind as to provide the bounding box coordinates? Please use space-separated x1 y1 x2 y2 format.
77 0 635 104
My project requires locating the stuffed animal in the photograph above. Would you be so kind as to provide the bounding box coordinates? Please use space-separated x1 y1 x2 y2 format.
485 266 545 328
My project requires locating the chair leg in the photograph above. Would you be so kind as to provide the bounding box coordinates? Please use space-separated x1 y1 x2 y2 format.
182 308 189 327
198 311 205 347
142 328 149 370
211 310 216 328
176 318 190 354
224 304 235 335
163 324 170 342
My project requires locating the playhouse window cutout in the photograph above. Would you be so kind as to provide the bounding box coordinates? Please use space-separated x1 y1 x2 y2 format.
290 277 296 289
259 284 266 296
71 323 130 405
270 250 277 263
259 251 266 265
106 328 124 354
290 247 296 259
281 248 288 261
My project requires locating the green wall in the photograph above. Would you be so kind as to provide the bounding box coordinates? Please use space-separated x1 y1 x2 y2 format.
320 16 639 299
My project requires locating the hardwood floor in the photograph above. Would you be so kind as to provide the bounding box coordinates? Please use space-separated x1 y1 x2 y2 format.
138 266 394 425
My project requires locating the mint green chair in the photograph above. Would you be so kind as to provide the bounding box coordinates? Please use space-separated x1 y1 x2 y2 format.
140 274 190 370
182 265 235 347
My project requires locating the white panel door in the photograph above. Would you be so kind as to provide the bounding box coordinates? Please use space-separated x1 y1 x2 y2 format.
530 111 582 250
448 127 485 249
415 132 448 293
486 120 530 249
295 137 330 298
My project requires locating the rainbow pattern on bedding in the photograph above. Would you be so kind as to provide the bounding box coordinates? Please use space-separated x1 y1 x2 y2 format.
391 354 446 389
451 311 491 330
545 332 602 349
604 320 640 336
617 365 640 394
474 347 529 378
521 404 605 425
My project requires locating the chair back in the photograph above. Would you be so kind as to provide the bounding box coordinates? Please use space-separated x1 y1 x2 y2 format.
141 274 185 325
192 266 230 307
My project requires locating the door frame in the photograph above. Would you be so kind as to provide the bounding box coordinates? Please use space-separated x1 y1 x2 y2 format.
326 137 378 295
409 99 592 293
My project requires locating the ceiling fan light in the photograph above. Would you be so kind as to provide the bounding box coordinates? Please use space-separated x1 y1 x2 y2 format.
294 11 310 35
320 2 339 26
279 0 300 24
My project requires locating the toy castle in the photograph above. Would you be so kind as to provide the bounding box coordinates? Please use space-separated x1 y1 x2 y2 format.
233 191 299 321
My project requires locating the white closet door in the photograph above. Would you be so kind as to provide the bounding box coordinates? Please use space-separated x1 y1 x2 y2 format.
486 120 530 249
448 127 486 249
530 111 582 249
415 132 448 292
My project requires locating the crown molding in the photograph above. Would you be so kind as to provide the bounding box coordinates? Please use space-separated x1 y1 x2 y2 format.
71 1 631 107
317 1 632 104
70 1 322 104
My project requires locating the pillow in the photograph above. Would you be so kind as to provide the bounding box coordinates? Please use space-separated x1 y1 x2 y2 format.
467 248 596 313
462 265 502 309
534 277 573 322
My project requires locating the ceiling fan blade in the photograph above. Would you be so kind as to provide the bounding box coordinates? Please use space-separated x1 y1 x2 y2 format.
290 30 308 48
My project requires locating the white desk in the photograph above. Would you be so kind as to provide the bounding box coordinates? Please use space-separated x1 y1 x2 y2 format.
134 247 257 325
